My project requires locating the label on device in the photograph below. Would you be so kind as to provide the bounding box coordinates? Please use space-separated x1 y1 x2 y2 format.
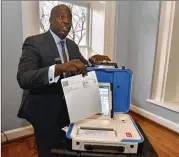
126 132 132 137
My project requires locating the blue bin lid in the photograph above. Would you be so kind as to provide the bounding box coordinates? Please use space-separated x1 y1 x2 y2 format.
87 67 133 113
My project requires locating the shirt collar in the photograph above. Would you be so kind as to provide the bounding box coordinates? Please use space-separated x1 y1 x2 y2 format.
49 29 66 44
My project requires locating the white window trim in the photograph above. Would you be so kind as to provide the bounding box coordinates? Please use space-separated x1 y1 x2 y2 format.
21 1 40 41
147 1 179 112
103 1 116 61
147 99 179 113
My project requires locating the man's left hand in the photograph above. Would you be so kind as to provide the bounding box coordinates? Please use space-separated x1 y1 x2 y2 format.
90 54 111 63
80 54 111 77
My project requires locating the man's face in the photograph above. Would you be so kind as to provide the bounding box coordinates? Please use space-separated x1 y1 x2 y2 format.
50 6 72 39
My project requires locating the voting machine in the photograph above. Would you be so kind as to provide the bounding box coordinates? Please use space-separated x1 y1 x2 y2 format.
63 63 144 155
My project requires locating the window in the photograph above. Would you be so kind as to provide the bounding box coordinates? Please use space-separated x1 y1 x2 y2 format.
39 1 116 60
22 1 116 60
39 1 90 59
148 1 179 112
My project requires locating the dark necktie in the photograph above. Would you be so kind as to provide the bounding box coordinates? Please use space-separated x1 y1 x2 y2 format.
60 41 69 77
60 41 68 63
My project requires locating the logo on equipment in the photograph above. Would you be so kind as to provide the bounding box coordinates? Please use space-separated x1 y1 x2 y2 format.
126 132 132 137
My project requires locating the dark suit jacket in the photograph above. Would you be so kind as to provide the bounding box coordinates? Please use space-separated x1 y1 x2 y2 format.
17 31 88 128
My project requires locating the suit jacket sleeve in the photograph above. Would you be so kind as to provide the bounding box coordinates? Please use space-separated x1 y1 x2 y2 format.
17 37 50 90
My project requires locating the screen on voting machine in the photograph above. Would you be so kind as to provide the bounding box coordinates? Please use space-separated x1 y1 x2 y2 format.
99 83 111 116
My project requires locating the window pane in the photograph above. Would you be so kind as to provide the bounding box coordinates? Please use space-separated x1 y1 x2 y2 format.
79 46 88 59
39 1 87 46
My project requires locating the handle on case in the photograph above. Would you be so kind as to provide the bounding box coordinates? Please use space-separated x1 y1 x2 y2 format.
90 61 118 68
91 62 126 69
93 62 118 68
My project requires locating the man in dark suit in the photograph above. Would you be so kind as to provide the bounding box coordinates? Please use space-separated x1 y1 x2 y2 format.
17 4 111 157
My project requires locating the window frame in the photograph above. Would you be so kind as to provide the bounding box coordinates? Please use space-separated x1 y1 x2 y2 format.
147 1 179 112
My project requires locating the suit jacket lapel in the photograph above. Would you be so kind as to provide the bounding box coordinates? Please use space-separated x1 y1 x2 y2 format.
44 31 62 64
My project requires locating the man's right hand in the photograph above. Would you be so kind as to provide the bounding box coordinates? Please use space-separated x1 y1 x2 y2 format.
55 59 86 77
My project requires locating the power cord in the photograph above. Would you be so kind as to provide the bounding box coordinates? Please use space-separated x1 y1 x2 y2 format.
1 130 37 156
25 137 38 157
18 136 38 157
25 138 37 149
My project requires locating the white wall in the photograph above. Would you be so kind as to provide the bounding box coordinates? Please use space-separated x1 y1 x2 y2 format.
114 1 131 66
2 1 30 131
2 1 40 131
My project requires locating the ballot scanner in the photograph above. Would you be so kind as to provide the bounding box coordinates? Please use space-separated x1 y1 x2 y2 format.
62 63 144 155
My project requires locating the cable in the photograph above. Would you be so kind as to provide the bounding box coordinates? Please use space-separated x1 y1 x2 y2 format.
24 137 38 156
1 130 9 144
25 138 37 150
21 136 38 156
24 138 38 157
1 130 38 156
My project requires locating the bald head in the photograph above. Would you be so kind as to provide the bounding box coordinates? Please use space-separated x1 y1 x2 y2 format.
49 4 72 39
50 4 72 21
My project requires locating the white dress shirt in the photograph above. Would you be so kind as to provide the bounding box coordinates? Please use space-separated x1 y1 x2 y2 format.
48 29 69 84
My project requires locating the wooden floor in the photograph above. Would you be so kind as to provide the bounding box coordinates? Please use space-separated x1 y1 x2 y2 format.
1 111 179 157
129 111 179 157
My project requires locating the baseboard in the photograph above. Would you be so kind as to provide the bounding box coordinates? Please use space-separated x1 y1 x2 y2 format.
1 125 34 143
130 104 179 133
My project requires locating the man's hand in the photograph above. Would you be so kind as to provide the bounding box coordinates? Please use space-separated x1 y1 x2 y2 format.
55 59 86 77
90 54 111 63
62 59 85 72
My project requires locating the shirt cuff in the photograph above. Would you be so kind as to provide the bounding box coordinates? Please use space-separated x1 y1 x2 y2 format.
48 65 60 84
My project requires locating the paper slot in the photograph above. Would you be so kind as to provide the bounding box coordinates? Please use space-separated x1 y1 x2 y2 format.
76 128 117 139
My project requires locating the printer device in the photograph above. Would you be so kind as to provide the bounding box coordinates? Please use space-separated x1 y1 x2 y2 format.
63 63 144 155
